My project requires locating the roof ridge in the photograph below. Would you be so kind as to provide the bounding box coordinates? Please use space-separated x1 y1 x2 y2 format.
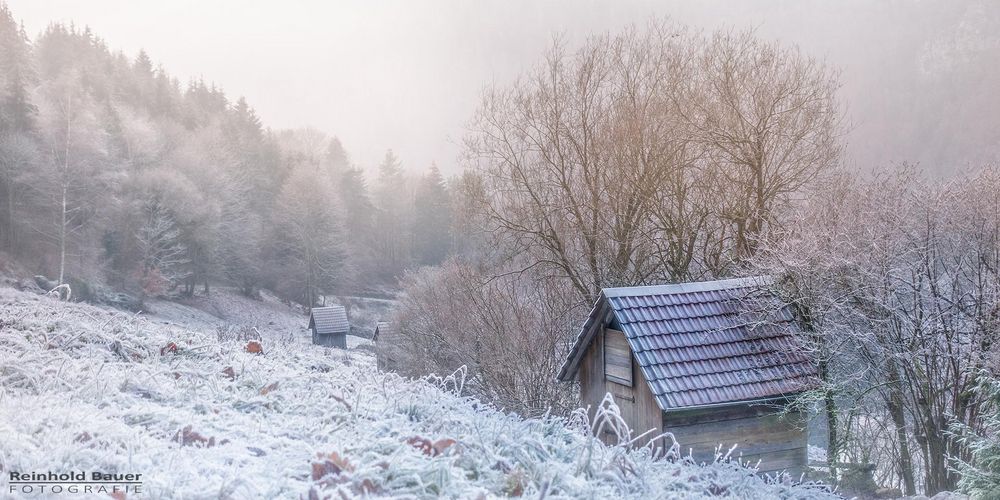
312 305 346 311
601 276 772 298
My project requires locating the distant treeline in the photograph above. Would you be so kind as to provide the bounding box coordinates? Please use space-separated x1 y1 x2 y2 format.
0 4 460 304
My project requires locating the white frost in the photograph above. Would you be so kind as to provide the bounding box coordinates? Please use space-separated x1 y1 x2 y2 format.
0 288 835 499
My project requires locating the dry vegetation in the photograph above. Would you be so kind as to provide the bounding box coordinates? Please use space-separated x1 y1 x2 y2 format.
0 288 837 499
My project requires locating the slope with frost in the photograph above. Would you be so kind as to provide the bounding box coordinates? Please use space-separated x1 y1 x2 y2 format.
0 288 836 499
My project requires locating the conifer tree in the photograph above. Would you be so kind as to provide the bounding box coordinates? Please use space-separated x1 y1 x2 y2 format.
372 149 411 280
412 163 451 265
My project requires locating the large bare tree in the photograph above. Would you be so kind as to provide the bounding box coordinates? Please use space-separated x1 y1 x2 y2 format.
686 30 843 259
391 259 580 416
755 166 1000 495
466 22 843 304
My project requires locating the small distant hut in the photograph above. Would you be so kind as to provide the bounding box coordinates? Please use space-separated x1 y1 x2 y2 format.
556 277 818 476
309 305 349 348
372 321 398 371
372 321 389 342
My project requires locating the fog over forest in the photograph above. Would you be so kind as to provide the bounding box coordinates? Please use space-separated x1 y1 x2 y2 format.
1 2 1000 498
6 0 999 174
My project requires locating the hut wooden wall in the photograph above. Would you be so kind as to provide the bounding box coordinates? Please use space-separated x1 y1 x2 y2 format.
313 330 347 348
662 404 808 476
578 327 663 448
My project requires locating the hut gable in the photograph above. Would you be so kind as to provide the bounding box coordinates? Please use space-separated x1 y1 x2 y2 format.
373 321 400 371
558 276 818 410
372 321 391 341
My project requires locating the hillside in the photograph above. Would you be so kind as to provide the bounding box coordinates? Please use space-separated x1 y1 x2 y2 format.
0 288 836 499
144 287 381 348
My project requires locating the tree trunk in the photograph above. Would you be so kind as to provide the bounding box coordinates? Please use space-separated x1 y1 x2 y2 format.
306 263 314 314
886 368 916 495
58 184 67 285
58 94 72 286
6 180 15 251
921 412 955 494
824 383 839 480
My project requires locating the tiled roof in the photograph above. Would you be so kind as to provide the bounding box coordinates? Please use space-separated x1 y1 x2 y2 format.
309 305 349 335
557 277 818 411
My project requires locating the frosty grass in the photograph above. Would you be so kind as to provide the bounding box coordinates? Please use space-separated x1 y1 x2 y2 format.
0 288 836 499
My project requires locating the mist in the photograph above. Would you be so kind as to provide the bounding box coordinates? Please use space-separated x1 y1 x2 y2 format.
3 3 1000 497
7 0 998 174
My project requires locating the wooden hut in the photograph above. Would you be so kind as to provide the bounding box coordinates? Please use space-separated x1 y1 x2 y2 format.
309 305 349 348
372 321 389 342
556 277 818 476
372 321 400 371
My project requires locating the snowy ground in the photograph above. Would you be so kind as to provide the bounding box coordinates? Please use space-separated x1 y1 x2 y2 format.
145 287 308 334
0 287 836 499
145 287 374 349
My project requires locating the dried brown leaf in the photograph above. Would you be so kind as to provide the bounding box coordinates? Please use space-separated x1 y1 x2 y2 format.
160 342 178 355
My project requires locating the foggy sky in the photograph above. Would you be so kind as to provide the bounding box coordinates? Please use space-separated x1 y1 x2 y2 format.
8 0 999 175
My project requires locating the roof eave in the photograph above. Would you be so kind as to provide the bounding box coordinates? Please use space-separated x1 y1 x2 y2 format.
556 293 610 382
660 390 812 413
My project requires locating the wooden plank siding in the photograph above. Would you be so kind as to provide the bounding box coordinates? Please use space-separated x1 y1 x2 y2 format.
579 327 664 450
663 404 808 476
313 331 347 348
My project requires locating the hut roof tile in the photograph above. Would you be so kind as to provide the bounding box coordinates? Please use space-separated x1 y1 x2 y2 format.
557 277 818 411
309 306 349 335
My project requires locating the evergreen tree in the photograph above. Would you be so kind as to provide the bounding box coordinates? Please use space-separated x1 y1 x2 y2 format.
0 3 455 304
326 136 349 172
133 49 152 76
339 166 374 237
377 148 402 185
412 163 452 265
151 65 178 118
952 373 1000 499
372 149 411 281
0 3 36 134
0 3 37 252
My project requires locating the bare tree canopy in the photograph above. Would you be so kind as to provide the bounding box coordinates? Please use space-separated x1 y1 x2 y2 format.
755 166 1000 494
467 21 843 304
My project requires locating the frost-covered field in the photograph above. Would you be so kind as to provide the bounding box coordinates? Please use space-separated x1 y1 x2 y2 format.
0 288 836 499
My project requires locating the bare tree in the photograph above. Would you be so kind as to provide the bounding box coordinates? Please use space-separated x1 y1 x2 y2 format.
755 166 1000 495
37 74 106 285
391 259 580 416
466 22 844 304
682 29 844 261
467 24 691 302
134 198 190 297
269 164 345 310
